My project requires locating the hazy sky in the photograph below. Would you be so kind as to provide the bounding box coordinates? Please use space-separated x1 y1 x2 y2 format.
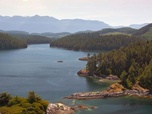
0 0 152 26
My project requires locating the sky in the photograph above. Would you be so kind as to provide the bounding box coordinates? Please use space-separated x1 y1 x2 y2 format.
0 0 152 26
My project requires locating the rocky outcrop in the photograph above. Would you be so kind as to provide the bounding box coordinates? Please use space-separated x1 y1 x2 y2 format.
46 103 75 114
65 83 151 100
104 75 120 80
77 69 89 77
77 69 120 81
78 57 89 61
46 103 96 114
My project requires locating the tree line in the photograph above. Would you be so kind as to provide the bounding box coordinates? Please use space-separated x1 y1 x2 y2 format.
51 33 142 51
86 40 152 90
10 33 54 44
0 91 48 114
0 33 27 50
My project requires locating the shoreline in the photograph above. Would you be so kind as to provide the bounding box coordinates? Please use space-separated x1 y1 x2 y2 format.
64 83 151 100
64 70 152 100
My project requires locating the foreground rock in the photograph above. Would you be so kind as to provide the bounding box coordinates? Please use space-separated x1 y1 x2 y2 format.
46 103 96 114
65 83 151 100
47 103 75 114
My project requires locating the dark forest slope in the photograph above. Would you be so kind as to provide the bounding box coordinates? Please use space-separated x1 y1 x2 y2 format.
0 33 27 50
51 32 142 51
86 40 152 89
134 23 152 40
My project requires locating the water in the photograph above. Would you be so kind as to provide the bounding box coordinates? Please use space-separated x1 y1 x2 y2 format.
0 44 152 114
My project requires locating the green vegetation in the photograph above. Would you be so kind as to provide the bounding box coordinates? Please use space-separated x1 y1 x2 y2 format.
86 41 152 90
98 27 137 35
0 33 27 50
51 33 141 51
50 27 139 51
10 33 54 44
0 91 49 114
134 23 152 40
26 35 54 44
139 59 152 90
141 27 152 40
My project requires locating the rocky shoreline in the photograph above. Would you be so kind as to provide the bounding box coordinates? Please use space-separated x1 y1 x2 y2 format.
78 57 89 61
47 69 152 113
47 103 75 114
73 69 152 100
46 103 96 114
64 83 151 100
77 69 120 80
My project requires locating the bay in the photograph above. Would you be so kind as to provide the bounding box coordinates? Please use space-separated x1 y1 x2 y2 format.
0 44 106 101
0 44 152 114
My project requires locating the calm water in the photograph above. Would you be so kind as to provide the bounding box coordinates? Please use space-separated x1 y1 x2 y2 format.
0 44 152 114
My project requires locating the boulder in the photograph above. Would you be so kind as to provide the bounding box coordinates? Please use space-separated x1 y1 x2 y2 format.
47 103 75 114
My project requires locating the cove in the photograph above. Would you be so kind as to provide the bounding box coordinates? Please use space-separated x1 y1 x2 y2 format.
0 44 152 114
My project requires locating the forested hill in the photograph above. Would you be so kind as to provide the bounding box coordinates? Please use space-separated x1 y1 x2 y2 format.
133 23 152 40
0 32 27 50
0 30 71 44
50 33 142 51
86 40 152 90
96 27 137 35
10 33 54 44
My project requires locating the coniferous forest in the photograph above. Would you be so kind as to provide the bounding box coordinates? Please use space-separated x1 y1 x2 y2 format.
50 23 152 90
51 33 142 51
85 23 152 90
0 33 27 50
86 40 152 90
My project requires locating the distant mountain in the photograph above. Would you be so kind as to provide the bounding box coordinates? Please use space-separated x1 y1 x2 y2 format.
0 15 110 33
133 23 152 40
129 23 149 29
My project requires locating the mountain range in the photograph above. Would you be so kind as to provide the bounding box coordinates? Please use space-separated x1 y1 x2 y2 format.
0 15 149 33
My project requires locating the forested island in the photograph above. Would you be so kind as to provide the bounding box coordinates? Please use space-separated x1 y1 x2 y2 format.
0 33 27 50
83 23 152 90
64 23 152 100
85 40 152 89
67 40 152 100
